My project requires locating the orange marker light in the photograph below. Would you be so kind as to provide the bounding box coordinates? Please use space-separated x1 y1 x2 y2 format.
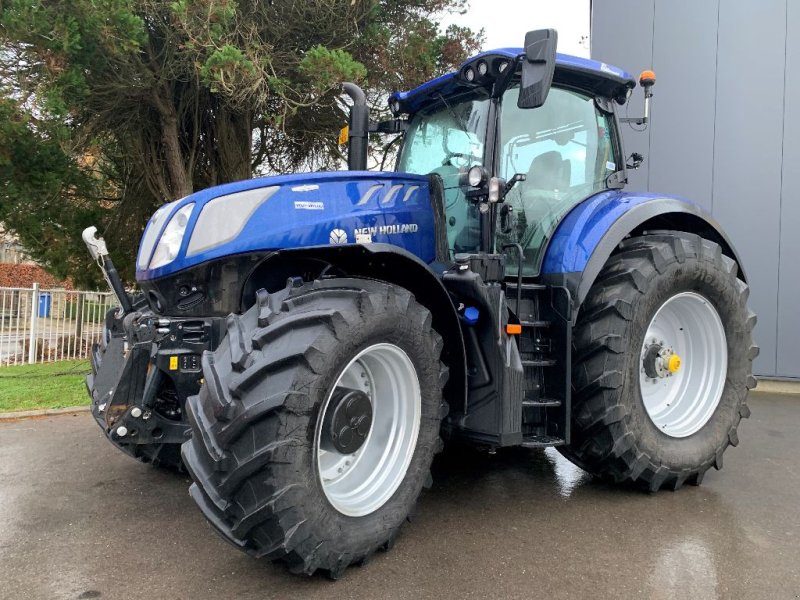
639 70 656 86
506 324 522 335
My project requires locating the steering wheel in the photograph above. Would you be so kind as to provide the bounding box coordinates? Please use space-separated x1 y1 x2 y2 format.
441 152 480 167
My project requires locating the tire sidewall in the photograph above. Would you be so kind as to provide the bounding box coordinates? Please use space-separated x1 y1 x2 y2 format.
623 253 749 468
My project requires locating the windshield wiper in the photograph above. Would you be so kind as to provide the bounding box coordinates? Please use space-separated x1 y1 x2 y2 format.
435 92 470 134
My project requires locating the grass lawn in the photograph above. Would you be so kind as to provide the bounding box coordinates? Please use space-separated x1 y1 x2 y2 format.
0 360 90 412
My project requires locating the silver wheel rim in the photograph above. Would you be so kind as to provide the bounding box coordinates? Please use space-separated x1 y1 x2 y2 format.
315 343 421 517
639 292 727 438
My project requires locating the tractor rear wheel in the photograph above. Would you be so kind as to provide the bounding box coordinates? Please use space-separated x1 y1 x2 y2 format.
561 232 757 491
181 278 448 577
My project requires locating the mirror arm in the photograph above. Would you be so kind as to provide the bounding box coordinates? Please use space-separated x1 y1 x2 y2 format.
370 119 408 134
492 55 524 98
504 173 527 195
606 170 627 189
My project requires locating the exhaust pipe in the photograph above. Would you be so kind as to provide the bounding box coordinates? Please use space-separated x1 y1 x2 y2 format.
342 82 369 171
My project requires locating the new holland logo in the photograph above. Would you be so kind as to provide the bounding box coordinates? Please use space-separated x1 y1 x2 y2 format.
329 228 348 244
354 223 419 236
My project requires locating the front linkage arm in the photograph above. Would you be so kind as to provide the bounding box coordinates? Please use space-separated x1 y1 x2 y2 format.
82 226 134 314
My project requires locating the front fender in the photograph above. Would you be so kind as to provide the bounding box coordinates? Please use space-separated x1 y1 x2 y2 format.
243 243 467 414
540 191 747 316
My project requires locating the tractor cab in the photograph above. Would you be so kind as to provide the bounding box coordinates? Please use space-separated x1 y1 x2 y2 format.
388 32 639 278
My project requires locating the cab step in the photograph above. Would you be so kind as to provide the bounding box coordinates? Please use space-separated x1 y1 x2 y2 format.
522 398 562 408
506 282 547 292
521 434 566 448
520 320 550 328
521 359 556 368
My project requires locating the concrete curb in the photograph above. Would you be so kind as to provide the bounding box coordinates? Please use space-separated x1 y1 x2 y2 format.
0 405 90 421
752 378 800 395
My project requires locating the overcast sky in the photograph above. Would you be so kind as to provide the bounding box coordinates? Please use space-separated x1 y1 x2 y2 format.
442 0 591 57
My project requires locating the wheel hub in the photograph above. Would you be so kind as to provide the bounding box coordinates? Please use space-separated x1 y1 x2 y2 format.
326 388 372 454
315 343 422 517
642 343 682 379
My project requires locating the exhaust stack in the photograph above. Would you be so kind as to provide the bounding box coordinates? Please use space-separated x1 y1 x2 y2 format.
342 82 369 171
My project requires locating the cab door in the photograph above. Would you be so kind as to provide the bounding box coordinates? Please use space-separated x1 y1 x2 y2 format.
497 86 618 276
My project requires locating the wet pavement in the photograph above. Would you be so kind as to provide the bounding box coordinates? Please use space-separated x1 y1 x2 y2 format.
0 393 798 600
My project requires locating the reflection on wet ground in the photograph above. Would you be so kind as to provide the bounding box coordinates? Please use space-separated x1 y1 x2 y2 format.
1 393 798 600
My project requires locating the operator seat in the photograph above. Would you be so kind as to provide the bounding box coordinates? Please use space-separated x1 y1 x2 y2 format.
526 150 571 195
504 150 573 270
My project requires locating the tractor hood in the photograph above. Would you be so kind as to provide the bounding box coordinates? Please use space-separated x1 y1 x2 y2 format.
135 171 435 282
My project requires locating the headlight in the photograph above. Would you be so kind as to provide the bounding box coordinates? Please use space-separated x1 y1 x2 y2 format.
148 203 194 269
137 200 178 269
467 165 488 188
186 186 279 256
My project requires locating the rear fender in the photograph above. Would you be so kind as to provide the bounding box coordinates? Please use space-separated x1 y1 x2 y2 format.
540 191 747 321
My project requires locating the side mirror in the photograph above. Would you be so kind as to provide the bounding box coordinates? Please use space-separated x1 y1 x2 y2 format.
518 29 558 109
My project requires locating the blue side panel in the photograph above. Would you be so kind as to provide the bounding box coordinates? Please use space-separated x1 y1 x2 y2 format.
136 171 435 282
541 190 692 273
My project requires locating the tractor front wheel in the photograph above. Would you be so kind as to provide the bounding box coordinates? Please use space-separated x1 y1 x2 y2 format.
181 278 448 577
561 232 758 491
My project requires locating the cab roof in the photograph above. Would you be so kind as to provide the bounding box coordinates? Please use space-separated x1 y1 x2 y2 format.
390 49 636 114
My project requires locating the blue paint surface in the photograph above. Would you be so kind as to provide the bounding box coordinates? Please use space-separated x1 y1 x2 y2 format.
136 171 434 281
390 50 634 112
541 190 702 273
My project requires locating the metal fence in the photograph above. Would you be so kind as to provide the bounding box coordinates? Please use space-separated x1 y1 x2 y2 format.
0 284 117 366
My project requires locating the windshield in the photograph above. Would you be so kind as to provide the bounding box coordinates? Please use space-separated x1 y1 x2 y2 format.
497 85 617 277
397 93 490 255
396 85 616 269
397 93 490 174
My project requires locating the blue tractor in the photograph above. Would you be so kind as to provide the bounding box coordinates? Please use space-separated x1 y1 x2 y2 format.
84 30 757 577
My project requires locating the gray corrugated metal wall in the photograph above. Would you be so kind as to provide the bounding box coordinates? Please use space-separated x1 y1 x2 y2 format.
591 0 797 378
